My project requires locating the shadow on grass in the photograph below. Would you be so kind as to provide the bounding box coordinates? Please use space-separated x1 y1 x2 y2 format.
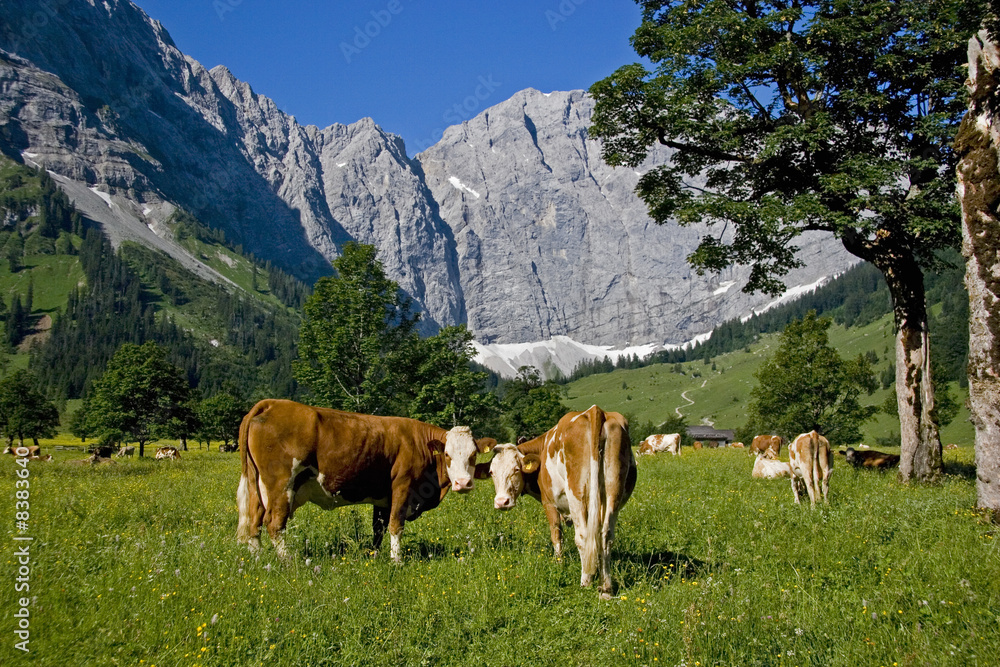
943 459 976 481
616 549 709 585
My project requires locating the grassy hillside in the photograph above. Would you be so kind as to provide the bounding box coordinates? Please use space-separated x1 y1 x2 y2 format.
564 312 974 446
1 443 994 665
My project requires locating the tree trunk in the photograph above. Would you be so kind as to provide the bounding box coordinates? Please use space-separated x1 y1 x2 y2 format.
956 28 1000 513
882 257 943 482
842 230 943 483
139 441 145 458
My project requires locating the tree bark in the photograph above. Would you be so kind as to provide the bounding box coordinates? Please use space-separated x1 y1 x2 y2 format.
957 28 1000 513
841 231 943 482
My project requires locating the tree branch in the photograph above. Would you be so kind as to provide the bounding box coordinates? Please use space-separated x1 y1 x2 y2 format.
658 134 750 162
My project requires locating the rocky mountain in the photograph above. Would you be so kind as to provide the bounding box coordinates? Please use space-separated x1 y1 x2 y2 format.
0 0 855 348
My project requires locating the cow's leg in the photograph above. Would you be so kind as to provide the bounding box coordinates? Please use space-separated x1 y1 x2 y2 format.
574 523 594 588
804 472 818 509
263 484 293 560
821 467 831 504
372 506 390 553
542 502 563 559
598 508 620 599
387 491 409 564
790 476 801 504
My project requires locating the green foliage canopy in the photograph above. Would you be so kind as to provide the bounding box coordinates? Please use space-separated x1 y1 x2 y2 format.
590 0 984 290
86 341 191 455
745 312 877 444
293 242 420 414
407 325 501 433
501 366 568 442
0 369 59 447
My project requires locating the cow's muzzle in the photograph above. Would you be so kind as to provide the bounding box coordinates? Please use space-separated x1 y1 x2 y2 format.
494 496 515 510
451 477 473 493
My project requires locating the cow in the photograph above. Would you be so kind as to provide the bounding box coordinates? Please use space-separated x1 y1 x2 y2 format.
90 445 114 458
788 431 832 508
155 446 181 460
731 441 745 448
693 441 703 450
750 435 783 459
637 433 681 456
844 447 900 470
751 452 792 479
5 445 41 457
475 406 637 599
219 443 238 453
236 399 491 562
944 443 959 451
115 445 136 458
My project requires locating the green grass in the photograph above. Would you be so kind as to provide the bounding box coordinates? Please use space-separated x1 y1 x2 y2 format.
564 313 975 446
0 254 84 315
1 444 996 665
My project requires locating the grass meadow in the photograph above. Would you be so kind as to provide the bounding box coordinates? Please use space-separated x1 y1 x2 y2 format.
2 442 998 666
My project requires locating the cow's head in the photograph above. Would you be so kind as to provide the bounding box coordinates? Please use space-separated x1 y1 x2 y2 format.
475 444 541 510
443 427 493 493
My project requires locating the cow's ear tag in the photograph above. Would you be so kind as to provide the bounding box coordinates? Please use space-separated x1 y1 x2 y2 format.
521 455 541 474
475 437 496 453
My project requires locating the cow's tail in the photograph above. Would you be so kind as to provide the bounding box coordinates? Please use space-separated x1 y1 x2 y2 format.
236 403 265 546
582 406 606 583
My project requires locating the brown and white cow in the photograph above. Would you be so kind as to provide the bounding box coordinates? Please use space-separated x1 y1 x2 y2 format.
750 435 783 459
236 399 490 562
788 431 832 508
5 445 41 458
637 433 681 456
751 452 792 479
476 405 637 598
844 447 900 470
155 446 181 460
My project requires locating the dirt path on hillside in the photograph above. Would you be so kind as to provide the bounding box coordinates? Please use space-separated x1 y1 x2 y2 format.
676 379 707 417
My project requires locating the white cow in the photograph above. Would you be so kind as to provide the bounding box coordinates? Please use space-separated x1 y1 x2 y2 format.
751 452 792 479
637 433 681 456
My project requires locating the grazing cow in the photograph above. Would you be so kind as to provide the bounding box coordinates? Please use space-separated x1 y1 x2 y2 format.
5 445 41 458
731 441 745 448
90 445 114 458
155 446 181 460
115 445 135 458
476 406 637 598
236 399 491 562
692 441 703 450
788 431 832 508
637 433 681 456
750 435 783 459
219 443 239 453
944 443 959 451
751 452 792 479
844 447 900 470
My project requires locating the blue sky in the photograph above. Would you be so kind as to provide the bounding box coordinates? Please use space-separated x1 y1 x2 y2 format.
133 0 645 155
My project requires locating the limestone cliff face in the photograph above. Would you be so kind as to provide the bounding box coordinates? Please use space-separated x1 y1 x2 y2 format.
0 0 854 345
417 89 853 345
957 27 1000 512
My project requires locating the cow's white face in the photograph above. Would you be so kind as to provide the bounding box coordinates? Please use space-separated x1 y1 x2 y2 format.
487 444 540 510
444 426 480 493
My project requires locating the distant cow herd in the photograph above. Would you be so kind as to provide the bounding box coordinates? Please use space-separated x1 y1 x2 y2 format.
5 399 929 598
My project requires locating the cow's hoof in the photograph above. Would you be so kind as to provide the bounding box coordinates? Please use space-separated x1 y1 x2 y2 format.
599 591 614 601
